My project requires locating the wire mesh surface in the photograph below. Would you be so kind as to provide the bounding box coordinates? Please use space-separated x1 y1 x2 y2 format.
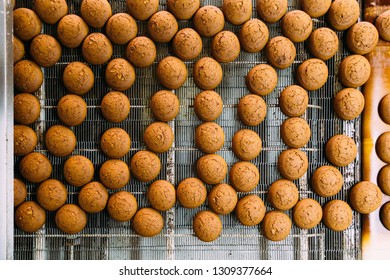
13 0 362 260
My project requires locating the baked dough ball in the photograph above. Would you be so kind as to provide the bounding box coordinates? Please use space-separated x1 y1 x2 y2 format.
63 62 94 95
106 13 137 45
239 19 269 53
222 0 252 25
379 93 390 125
334 88 365 120
14 124 37 156
322 199 352 231
279 85 308 117
208 183 238 215
281 10 313 43
80 0 112 29
55 204 87 234
194 90 223 121
167 0 200 20
265 36 296 69
229 161 259 192
268 179 299 210
44 125 76 157
380 201 390 231
246 64 278 96
14 60 43 93
13 35 25 64
328 0 359 31
14 178 27 207
235 194 266 226
78 181 108 213
326 134 357 166
57 94 87 126
130 150 161 182
100 127 131 159
176 177 207 208
126 0 158 21
376 131 390 164
311 165 343 197
132 208 164 237
150 90 180 122
172 28 203 61
36 179 67 211
157 56 187 90
193 5 225 37
232 129 262 161
148 11 178 43
107 190 137 222
280 117 311 148
257 0 287 23
377 164 390 196
300 0 331 18
101 91 130 123
296 58 328 91
13 8 42 41
147 180 176 211
33 0 68 24
143 122 174 153
308 27 339 61
376 10 390 42
349 181 382 214
196 154 228 185
193 57 223 90
195 122 225 154
293 198 323 229
126 36 157 68
99 159 130 190
82 33 113 65
63 155 94 187
15 201 46 233
238 94 267 126
105 58 136 91
346 21 379 55
19 152 52 183
57 15 89 49
193 210 222 242
278 148 308 180
262 211 292 241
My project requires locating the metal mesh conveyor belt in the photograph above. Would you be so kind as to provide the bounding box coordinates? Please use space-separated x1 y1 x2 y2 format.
13 0 362 260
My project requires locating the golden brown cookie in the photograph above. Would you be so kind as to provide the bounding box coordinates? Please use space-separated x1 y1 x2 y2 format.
377 131 390 164
150 90 180 122
82 33 113 65
308 27 339 61
132 208 164 237
322 199 352 231
105 58 136 92
130 150 161 182
340 56 373 90
176 177 207 208
265 36 296 69
229 161 259 192
239 19 269 53
279 85 309 117
280 117 311 148
238 94 267 126
80 0 112 29
193 57 223 90
379 93 390 125
196 154 228 185
376 10 390 42
246 64 278 96
326 134 357 166
193 90 223 121
262 210 292 241
235 194 266 226
193 6 225 37
311 165 343 197
19 152 52 183
107 190 138 222
14 124 38 156
106 13 137 45
55 204 87 234
296 58 328 91
346 21 379 55
44 125 76 157
14 178 27 207
281 10 313 43
99 159 130 190
208 183 238 215
57 94 87 126
193 210 222 242
167 0 200 20
36 179 67 211
328 0 359 31
33 0 68 24
101 91 130 123
172 28 203 61
57 14 89 49
126 0 159 21
334 88 365 120
126 36 157 68
300 0 331 18
380 201 390 231
148 11 178 43
293 198 323 229
13 8 42 41
78 181 109 213
211 30 241 63
195 122 225 154
157 56 187 90
278 148 308 180
100 127 131 159
377 164 390 196
30 34 61 67
268 179 299 210
232 129 262 161
143 122 174 154
349 181 382 214
13 35 25 64
63 155 94 187
15 201 46 233
222 0 252 25
257 0 287 23
14 60 43 93
147 180 176 211
62 62 94 95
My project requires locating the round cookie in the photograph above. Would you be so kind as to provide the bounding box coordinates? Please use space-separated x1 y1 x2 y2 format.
334 88 365 120
322 199 352 231
13 8 42 41
147 180 176 211
82 33 113 65
30 34 61 67
193 90 223 121
293 198 323 229
246 64 278 96
196 154 228 185
229 161 260 192
126 36 157 68
265 36 296 69
193 57 223 90
14 178 27 207
377 164 390 196
176 177 207 208
296 58 328 91
80 0 112 29
57 94 87 126
63 62 94 95
132 208 164 237
308 27 339 61
326 134 357 166
63 155 94 187
257 0 288 23
33 0 68 24
279 85 309 117
100 127 131 159
57 14 89 49
167 0 200 20
130 150 161 182
193 210 222 242
99 159 130 190
143 122 174 153
15 201 46 233
311 165 343 197
126 0 158 21
195 122 225 154
278 148 308 180
349 181 382 214
235 194 266 226
239 19 269 53
262 211 292 241
208 183 238 215
380 201 390 231
376 10 390 42
300 0 331 18
193 5 225 37
101 91 130 123
55 204 87 234
13 35 25 64
232 129 262 161
19 152 52 183
106 13 137 45
346 21 379 55
147 11 178 43
280 117 311 148
14 60 43 93
14 124 38 156
44 125 76 157
105 58 136 91
379 93 390 125
268 179 299 210
107 190 138 222
36 179 67 211
78 181 109 213
238 94 267 126
222 0 252 25
150 90 180 122
157 56 187 90
172 28 203 61
328 0 360 31
281 10 313 43
376 131 390 164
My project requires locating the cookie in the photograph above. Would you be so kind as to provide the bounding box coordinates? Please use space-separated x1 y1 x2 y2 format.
239 19 269 53
326 134 357 167
176 177 207 208
172 28 203 61
235 194 266 226
150 90 180 122
148 11 178 43
322 199 352 231
62 62 94 95
157 56 187 89
13 8 42 41
193 210 222 242
208 183 238 215
278 148 308 180
268 179 299 210
63 155 94 187
13 35 25 64
130 150 161 182
82 33 113 65
296 58 328 91
101 91 130 123
257 0 288 23
167 0 200 20
196 154 228 185
379 93 390 125
246 64 278 96
126 0 158 21
279 85 309 117
14 60 43 93
147 180 176 211
33 0 68 24
132 208 164 237
349 181 382 214
36 179 67 211
126 36 157 68
100 127 131 159
55 204 87 234
346 21 379 55
211 30 241 63
328 0 359 31
107 190 138 222
15 201 46 233
262 210 292 241
99 159 130 190
30 34 61 67
229 161 260 192
193 90 223 121
105 58 136 91
380 201 390 231
308 27 339 61
375 10 390 42
195 122 225 154
265 36 296 69
280 117 311 148
377 131 390 164
105 13 137 45
377 164 390 196
14 178 27 207
143 122 174 153
238 94 267 126
222 0 252 25
57 14 89 49
57 94 87 126
193 57 223 90
281 10 313 43
232 129 262 161
334 88 365 120
78 181 108 214
300 0 331 18
193 6 225 37
293 198 323 229
80 0 112 29
44 125 76 157
14 124 37 156
19 152 52 183
311 165 343 197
